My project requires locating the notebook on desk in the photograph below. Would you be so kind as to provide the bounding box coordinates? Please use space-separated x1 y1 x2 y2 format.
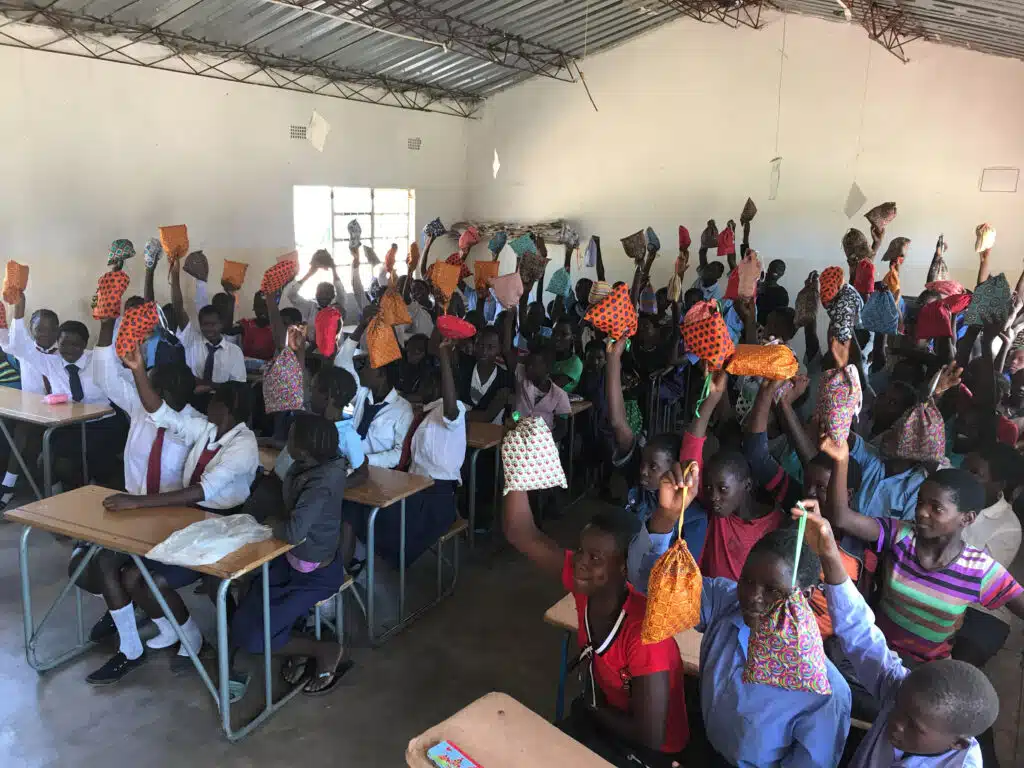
426 740 482 768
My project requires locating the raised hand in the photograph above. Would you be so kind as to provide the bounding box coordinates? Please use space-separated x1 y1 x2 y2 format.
657 462 700 515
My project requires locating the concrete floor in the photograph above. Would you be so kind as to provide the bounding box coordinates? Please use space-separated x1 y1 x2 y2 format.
1 498 1022 767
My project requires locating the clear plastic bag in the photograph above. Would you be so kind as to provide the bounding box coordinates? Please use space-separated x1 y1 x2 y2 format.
146 514 273 567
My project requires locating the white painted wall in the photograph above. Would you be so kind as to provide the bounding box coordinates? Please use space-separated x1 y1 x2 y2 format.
0 46 469 324
466 13 1024 303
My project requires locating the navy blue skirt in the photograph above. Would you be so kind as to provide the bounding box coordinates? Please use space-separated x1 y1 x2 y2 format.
342 480 457 569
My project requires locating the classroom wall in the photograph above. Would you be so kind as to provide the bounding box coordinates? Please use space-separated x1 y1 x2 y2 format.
0 46 470 323
464 13 1024 302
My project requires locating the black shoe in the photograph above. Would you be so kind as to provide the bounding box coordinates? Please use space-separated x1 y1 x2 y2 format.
85 651 147 685
88 614 118 644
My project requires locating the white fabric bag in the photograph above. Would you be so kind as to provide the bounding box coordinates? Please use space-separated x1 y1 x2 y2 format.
146 514 272 567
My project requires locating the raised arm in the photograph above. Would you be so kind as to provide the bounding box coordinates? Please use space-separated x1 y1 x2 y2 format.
91 319 139 413
606 336 636 456
500 309 517 374
438 340 458 422
169 258 188 331
820 436 882 544
266 286 287 352
144 262 156 303
977 246 992 287
502 489 566 578
593 236 605 283
121 345 164 414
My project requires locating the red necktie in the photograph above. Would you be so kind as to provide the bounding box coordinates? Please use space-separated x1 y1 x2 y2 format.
146 428 166 494
188 442 221 486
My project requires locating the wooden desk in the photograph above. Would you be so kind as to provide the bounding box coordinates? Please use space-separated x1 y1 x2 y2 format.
465 422 504 548
0 388 115 499
566 399 592 504
407 692 613 768
8 485 296 742
569 399 593 417
543 592 700 720
345 467 434 643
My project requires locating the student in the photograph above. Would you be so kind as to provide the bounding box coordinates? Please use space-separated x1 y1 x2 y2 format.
821 437 1024 664
223 287 276 362
7 293 128 488
231 414 352 696
108 346 259 664
690 262 724 302
400 279 436 345
335 314 414 469
0 306 58 506
954 442 1023 667
286 252 347 339
660 463 850 767
801 501 998 768
503 489 689 767
341 340 463 571
550 319 582 393
455 324 511 425
504 313 570 440
169 257 246 389
71 318 200 684
396 333 437 403
604 336 708 591
756 259 789 326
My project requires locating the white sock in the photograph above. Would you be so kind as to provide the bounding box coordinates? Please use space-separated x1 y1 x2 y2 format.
111 603 143 661
177 616 203 657
146 616 179 650
3 471 17 486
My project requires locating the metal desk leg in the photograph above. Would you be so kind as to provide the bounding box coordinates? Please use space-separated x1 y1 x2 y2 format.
468 447 481 550
555 630 571 721
80 422 89 485
42 426 56 498
398 498 406 624
0 419 42 500
19 527 97 671
366 505 381 643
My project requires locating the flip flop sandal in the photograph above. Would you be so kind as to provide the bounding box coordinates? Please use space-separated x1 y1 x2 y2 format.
347 559 365 580
229 671 250 704
302 659 354 697
281 656 311 686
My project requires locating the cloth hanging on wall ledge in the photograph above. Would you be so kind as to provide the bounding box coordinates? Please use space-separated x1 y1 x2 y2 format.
448 219 576 246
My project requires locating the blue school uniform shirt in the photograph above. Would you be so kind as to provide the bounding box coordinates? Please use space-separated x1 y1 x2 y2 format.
690 277 723 302
826 578 982 768
626 497 708 593
850 434 926 522
699 578 851 767
335 415 365 469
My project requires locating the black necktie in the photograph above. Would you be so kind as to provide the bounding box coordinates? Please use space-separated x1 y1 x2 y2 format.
66 364 84 402
203 343 219 383
356 400 388 439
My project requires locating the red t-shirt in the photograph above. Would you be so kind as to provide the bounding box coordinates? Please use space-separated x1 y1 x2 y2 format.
698 509 783 581
239 318 275 361
560 551 689 754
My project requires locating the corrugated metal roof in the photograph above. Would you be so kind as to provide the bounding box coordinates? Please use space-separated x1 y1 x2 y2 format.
5 0 1024 112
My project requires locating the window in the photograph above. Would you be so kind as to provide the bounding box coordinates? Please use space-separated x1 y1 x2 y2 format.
293 185 416 295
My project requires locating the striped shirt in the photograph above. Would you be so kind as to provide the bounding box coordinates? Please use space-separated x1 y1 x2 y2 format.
875 518 1022 662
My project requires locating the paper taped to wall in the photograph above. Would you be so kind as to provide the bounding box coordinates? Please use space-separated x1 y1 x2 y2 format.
844 182 866 218
308 110 330 153
769 157 782 200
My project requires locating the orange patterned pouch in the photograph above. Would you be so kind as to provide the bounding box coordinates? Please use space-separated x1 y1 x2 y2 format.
584 283 638 339
222 260 248 291
260 253 299 294
366 316 401 368
3 261 29 304
158 225 189 264
819 266 845 306
380 290 412 327
92 270 131 319
115 301 160 358
0 303 8 330
642 462 702 644
427 261 461 302
474 260 500 292
681 301 735 370
725 343 798 380
445 252 471 281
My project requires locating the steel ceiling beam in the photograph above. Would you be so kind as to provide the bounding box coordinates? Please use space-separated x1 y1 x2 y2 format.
0 1 482 117
661 0 775 29
845 0 923 63
271 0 577 81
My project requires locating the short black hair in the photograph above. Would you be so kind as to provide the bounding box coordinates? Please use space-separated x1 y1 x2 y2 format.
198 305 222 323
587 507 640 558
58 320 89 344
290 414 339 464
749 527 821 591
706 449 751 483
647 432 683 464
212 381 251 424
151 363 195 405
903 659 999 736
767 307 796 338
315 366 357 409
280 307 303 327
123 295 145 312
809 452 863 489
584 339 605 355
705 262 725 279
31 308 58 326
406 334 429 350
930 468 986 514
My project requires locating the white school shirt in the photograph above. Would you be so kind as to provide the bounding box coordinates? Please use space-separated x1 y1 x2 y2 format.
176 322 246 384
963 494 1023 624
91 345 200 495
8 319 107 404
398 301 435 346
149 402 259 510
350 386 414 469
0 327 55 394
409 398 467 483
